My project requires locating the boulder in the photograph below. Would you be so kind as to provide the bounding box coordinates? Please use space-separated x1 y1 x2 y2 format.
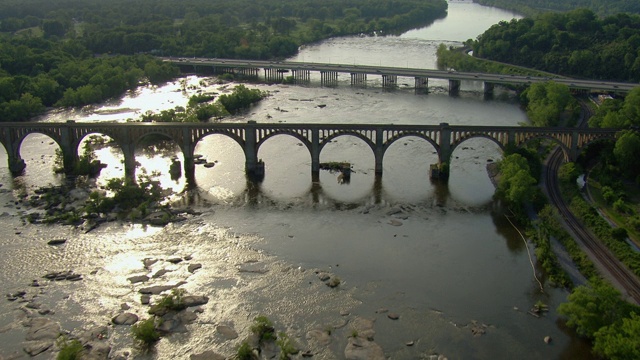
216 325 238 340
344 337 385 360
306 329 331 346
23 340 53 356
112 313 139 325
139 282 186 295
127 275 149 284
183 295 209 307
25 318 60 341
47 238 67 245
188 263 202 273
190 350 226 360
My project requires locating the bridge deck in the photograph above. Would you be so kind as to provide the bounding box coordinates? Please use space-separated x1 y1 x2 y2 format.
166 57 638 93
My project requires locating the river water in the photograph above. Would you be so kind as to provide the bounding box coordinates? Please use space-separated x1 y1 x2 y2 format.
0 2 594 359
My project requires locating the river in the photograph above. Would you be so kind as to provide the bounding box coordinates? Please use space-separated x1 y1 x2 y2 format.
0 2 594 359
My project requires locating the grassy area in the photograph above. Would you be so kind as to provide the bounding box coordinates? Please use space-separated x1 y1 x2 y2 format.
437 44 563 78
587 177 640 246
15 26 43 37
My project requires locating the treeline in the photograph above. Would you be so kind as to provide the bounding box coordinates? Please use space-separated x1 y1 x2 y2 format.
472 9 640 82
0 0 447 121
0 36 178 121
1 0 447 59
474 0 640 17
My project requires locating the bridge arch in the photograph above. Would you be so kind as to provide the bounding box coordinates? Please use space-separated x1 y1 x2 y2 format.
15 131 64 158
256 130 313 157
450 134 506 156
257 133 314 199
319 131 376 156
383 132 440 159
75 132 125 180
575 132 618 156
192 129 246 153
193 133 247 195
133 132 187 191
16 133 64 183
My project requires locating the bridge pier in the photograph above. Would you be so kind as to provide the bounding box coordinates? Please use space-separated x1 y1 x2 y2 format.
449 80 460 96
311 129 320 178
8 156 25 175
238 68 260 79
182 128 197 187
292 69 310 84
432 122 452 181
244 121 265 181
123 155 137 184
60 123 79 174
382 75 397 89
375 127 384 175
321 71 339 87
350 73 367 87
264 68 284 83
415 77 428 93
484 82 494 95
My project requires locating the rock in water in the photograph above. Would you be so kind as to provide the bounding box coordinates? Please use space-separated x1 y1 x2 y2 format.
112 313 139 325
47 238 66 245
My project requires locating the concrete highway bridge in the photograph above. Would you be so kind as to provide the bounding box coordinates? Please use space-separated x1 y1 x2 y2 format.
0 121 618 184
166 58 638 94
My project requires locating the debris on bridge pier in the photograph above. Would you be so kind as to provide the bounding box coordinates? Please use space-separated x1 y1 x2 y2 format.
320 161 351 183
430 162 449 181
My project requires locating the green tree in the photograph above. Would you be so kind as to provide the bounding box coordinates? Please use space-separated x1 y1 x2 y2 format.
621 87 640 126
42 19 66 38
613 130 640 178
593 312 640 360
522 82 573 127
218 84 268 114
497 153 537 205
557 280 633 338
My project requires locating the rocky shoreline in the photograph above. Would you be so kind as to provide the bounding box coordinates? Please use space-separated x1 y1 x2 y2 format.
0 198 474 360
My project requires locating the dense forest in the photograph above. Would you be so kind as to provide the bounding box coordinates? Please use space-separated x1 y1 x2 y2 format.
472 9 640 82
474 0 640 17
0 0 448 121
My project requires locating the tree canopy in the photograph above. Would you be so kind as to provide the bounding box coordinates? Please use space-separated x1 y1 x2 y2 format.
475 0 640 17
557 280 640 360
590 88 640 129
521 82 575 127
472 9 640 82
0 0 447 121
496 153 537 206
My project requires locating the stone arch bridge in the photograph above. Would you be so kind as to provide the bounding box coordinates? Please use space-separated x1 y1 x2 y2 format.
0 121 618 183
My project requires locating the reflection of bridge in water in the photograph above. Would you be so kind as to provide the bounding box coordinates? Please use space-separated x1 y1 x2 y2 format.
0 121 617 185
183 173 454 208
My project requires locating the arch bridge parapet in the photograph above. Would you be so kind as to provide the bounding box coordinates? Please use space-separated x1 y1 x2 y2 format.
317 126 378 151
380 126 442 154
448 127 512 152
254 126 314 151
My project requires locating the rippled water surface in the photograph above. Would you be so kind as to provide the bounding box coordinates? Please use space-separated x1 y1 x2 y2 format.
0 2 595 359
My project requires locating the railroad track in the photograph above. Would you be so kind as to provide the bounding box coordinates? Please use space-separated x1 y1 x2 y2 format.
546 146 640 304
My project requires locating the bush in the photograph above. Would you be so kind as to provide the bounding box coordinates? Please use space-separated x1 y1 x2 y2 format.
612 227 628 241
236 341 254 360
131 317 161 347
56 337 83 360
277 332 298 360
250 315 276 343
157 288 187 311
